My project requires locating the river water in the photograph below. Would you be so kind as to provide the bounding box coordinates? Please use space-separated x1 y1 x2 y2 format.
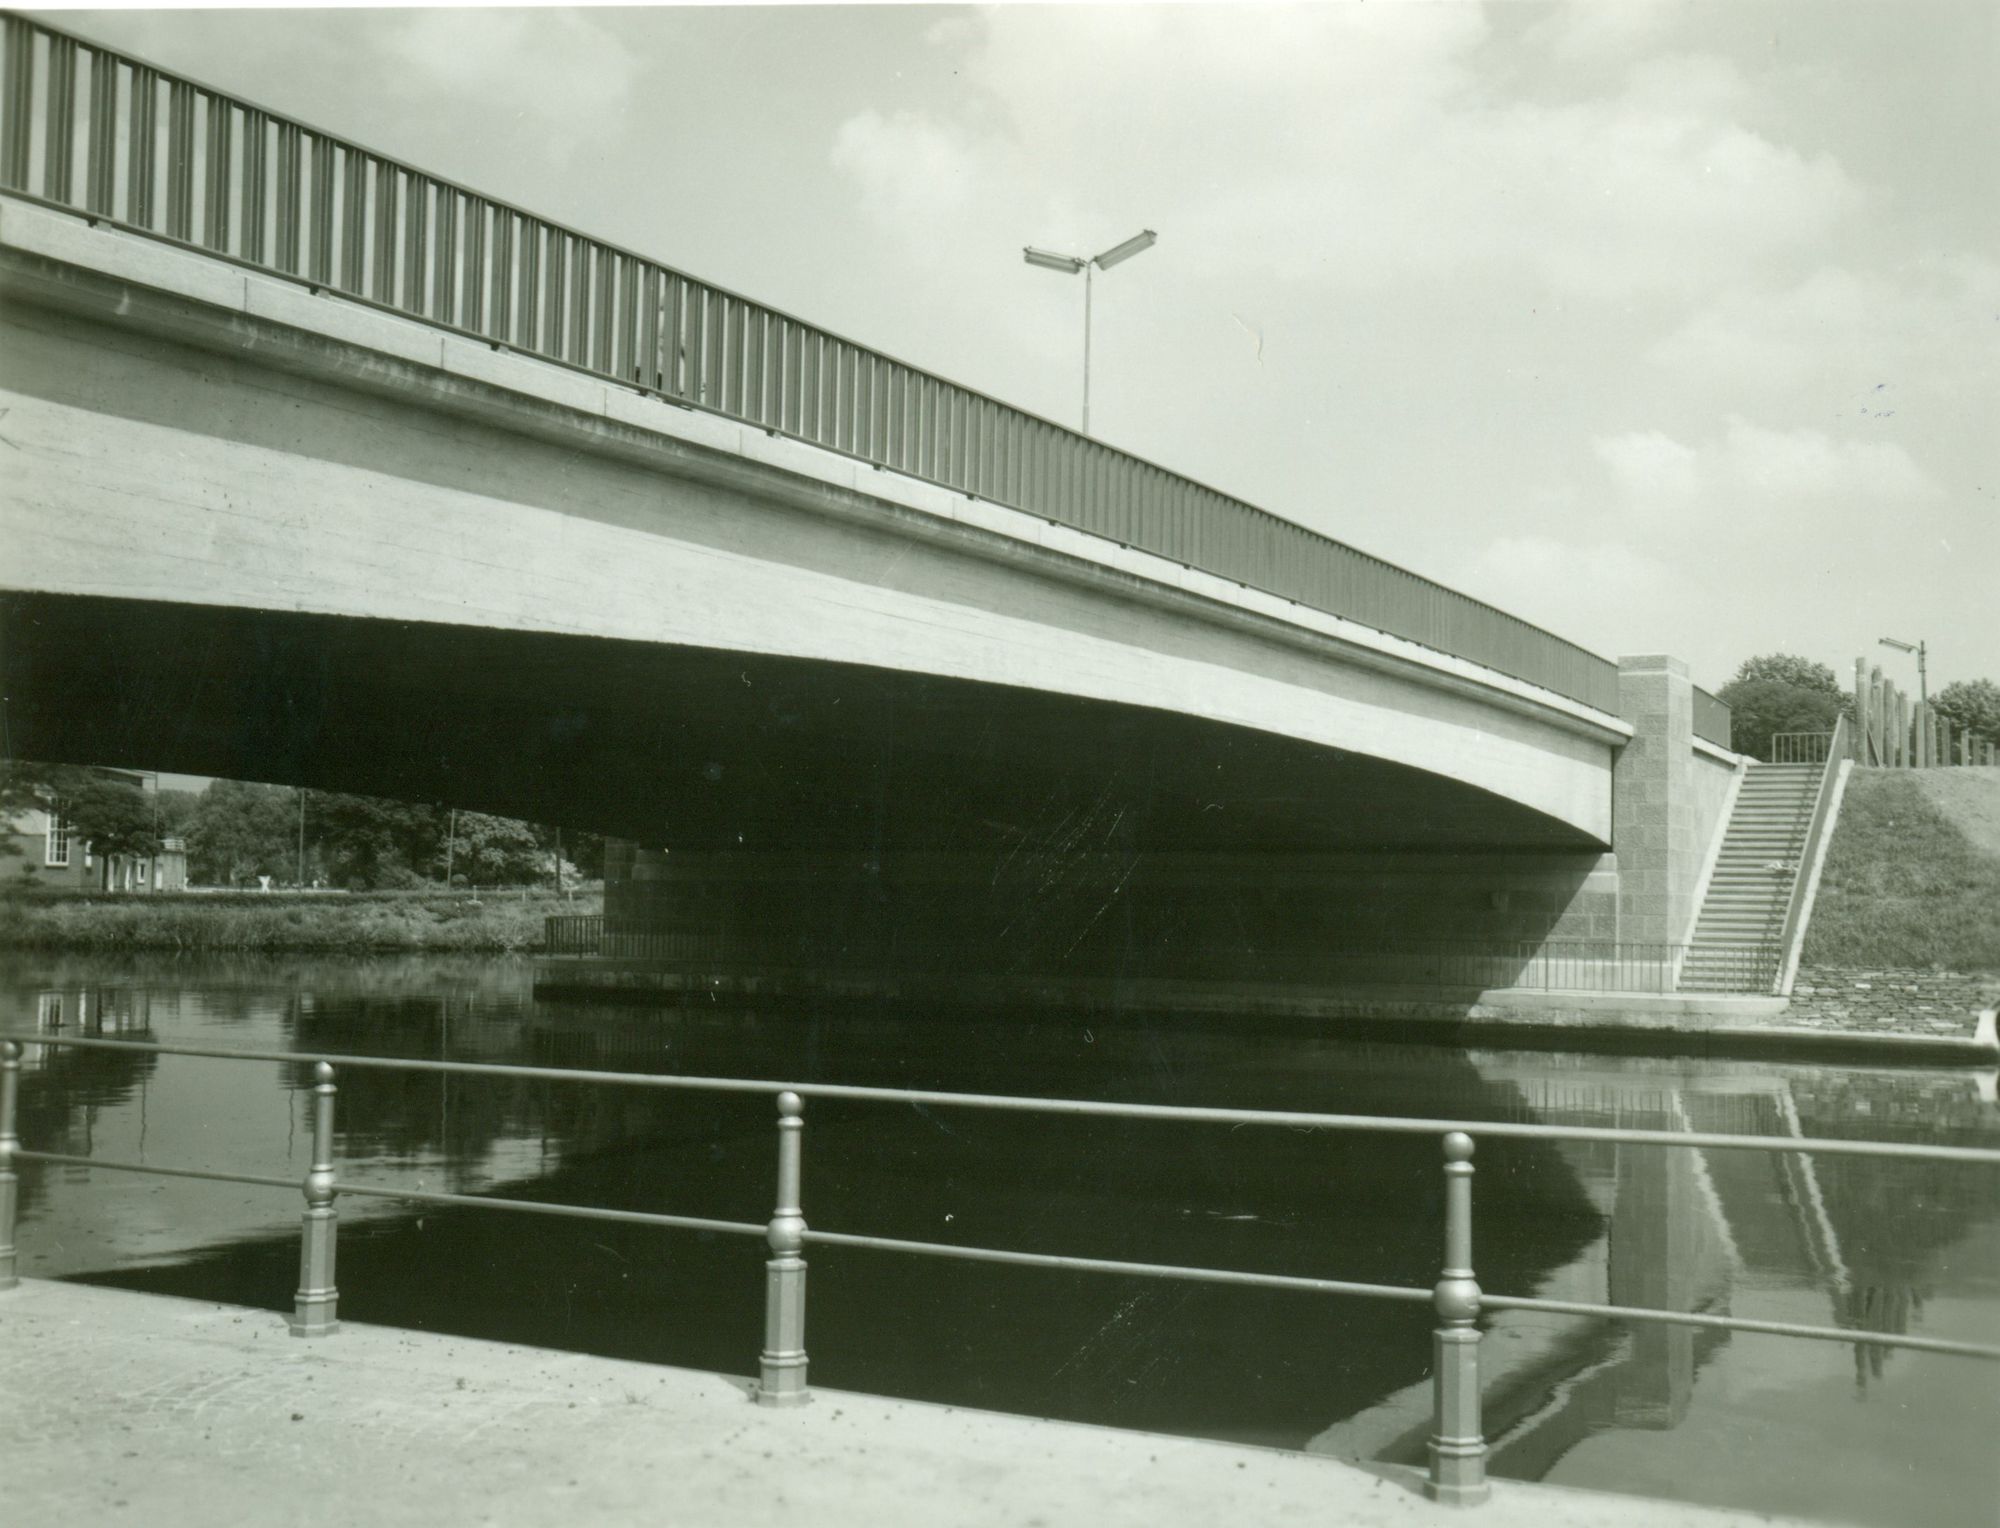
5 952 1996 1526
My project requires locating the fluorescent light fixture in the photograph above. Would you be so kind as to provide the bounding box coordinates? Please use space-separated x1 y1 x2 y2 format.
1023 246 1087 274
1092 229 1157 270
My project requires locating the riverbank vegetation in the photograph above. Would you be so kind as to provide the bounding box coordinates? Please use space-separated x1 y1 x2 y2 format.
1803 769 2000 972
0 889 601 953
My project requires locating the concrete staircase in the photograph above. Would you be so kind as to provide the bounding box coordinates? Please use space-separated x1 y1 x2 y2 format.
1679 763 1823 994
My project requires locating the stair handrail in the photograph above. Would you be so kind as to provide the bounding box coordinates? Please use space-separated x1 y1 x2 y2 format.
1772 712 1851 995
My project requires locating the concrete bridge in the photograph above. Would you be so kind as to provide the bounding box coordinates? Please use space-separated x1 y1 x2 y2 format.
0 18 1741 992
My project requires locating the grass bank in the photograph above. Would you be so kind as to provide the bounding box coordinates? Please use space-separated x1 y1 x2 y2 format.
1802 769 2000 972
0 890 601 952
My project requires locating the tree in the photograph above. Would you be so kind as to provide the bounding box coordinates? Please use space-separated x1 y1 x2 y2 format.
185 779 298 885
1727 654 1846 701
442 813 545 886
1933 679 2000 751
1718 653 1848 761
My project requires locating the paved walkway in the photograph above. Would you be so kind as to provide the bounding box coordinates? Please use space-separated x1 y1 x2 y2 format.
0 1280 1818 1528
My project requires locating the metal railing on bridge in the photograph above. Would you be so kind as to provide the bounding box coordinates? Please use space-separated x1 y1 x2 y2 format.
1692 686 1732 751
2 1033 1994 1509
543 916 1779 997
0 13 1632 716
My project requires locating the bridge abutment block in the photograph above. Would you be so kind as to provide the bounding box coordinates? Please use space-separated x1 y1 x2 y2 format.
1613 656 1701 948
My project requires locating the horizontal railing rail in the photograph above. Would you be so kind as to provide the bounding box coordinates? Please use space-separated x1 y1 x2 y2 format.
0 11 1623 714
542 918 1783 997
1692 686 1733 751
4 1034 1997 1506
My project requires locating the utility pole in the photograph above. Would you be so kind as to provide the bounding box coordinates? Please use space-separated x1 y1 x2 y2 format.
296 788 306 888
444 809 457 889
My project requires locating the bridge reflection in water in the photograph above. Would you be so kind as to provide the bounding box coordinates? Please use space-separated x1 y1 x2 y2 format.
3 952 1996 1527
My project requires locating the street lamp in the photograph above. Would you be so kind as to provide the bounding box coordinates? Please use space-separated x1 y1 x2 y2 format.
1878 636 1927 707
1022 228 1157 436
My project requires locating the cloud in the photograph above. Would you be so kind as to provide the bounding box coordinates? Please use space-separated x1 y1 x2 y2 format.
1647 257 2000 404
1718 419 1941 502
1595 420 1942 511
1524 0 1684 66
829 109 983 230
1595 431 1704 500
826 7 1855 304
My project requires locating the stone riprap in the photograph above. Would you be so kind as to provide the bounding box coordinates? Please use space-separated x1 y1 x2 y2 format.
1788 964 1999 1039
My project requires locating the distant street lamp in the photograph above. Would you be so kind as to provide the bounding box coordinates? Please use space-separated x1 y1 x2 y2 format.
1878 636 1928 707
1022 229 1157 436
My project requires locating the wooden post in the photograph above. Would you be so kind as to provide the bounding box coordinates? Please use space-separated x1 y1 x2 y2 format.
1854 659 1868 764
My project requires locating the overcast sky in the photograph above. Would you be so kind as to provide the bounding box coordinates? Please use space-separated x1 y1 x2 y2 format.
39 2 1999 700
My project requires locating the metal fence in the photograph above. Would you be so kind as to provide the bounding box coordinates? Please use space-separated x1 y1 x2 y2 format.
1769 731 1836 765
542 918 1776 998
0 12 1629 714
1692 687 1732 751
2 1033 1995 1508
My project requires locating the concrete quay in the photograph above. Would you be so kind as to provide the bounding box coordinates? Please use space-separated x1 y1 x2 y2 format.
0 1279 1818 1528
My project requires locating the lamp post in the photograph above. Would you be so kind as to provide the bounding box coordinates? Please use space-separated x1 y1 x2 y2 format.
1023 229 1157 436
1878 636 1927 707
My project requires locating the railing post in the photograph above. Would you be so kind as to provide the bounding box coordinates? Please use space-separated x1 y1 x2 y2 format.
1427 1130 1488 1505
757 1089 809 1406
0 1039 20 1291
289 1061 339 1337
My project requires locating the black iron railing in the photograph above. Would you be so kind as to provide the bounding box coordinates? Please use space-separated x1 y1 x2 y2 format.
0 12 1629 714
3 1034 1996 1509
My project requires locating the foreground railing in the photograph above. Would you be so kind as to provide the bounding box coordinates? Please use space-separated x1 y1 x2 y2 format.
4 1035 1996 1507
543 918 1782 998
0 12 1626 714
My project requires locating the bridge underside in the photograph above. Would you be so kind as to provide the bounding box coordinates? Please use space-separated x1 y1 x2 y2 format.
3 592 1597 856
2 593 1617 986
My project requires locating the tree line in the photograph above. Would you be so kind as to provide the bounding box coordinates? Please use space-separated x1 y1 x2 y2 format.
1718 656 1999 762
2 763 602 890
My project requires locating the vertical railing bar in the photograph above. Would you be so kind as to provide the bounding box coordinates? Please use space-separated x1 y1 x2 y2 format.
239 107 267 264
432 184 456 324
402 171 428 315
43 32 77 205
462 194 488 334
272 121 302 273
0 1039 18 1290
371 157 397 304
164 79 194 241
757 1090 808 1405
125 63 157 227
0 16 34 192
85 48 116 216
201 92 230 251
338 146 367 294
614 251 636 382
543 225 566 359
307 134 333 285
290 1061 339 1337
636 263 661 392
518 217 541 351
1427 1131 1487 1504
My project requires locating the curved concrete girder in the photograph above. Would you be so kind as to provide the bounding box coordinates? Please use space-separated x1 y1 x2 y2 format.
0 211 1613 847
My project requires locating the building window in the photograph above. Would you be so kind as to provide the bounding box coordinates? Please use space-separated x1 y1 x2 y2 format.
45 811 71 867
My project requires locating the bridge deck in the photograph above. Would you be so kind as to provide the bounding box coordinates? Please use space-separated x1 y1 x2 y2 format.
1 1279 1808 1528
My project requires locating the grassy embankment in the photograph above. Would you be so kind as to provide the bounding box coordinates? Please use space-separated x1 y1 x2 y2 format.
1801 769 2000 972
0 889 602 953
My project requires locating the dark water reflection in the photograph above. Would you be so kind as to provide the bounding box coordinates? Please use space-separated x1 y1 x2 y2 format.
5 952 1997 1527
